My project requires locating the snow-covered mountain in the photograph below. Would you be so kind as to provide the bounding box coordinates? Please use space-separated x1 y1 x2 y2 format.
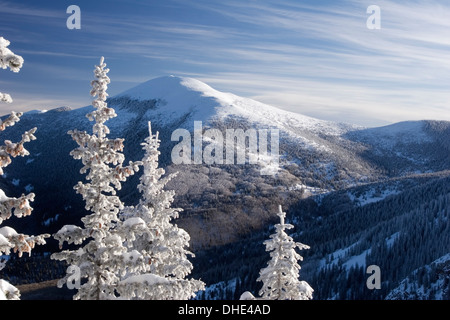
1 76 449 299
98 76 450 186
2 75 449 243
116 75 355 134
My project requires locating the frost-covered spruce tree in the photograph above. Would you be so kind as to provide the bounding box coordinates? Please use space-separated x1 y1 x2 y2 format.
117 122 204 300
257 205 313 300
0 38 49 300
51 57 141 300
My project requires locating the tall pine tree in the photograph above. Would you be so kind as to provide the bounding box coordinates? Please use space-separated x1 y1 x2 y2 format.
117 122 204 300
257 205 313 300
51 57 141 300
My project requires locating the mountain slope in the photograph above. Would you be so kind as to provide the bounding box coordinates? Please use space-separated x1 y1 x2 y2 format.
191 171 450 300
385 253 450 300
1 75 449 251
1 75 450 299
345 120 450 176
115 75 355 135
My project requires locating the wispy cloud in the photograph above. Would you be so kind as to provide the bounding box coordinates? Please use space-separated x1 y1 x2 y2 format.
165 0 450 125
0 0 62 18
1 0 450 126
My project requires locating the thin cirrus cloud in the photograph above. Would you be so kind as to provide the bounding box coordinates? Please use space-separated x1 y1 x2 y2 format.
182 0 450 126
1 0 449 127
0 0 61 18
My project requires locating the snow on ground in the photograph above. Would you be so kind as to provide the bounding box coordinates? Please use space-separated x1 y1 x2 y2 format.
320 245 371 272
319 242 360 270
342 249 371 270
386 232 400 248
355 121 433 150
320 232 401 272
289 183 328 196
347 187 400 206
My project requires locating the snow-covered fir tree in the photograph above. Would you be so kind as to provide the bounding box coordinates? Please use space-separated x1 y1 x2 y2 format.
0 38 49 300
117 122 204 299
51 57 142 300
257 205 313 300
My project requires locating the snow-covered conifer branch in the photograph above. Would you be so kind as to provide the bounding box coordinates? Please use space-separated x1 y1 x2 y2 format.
0 36 24 104
0 38 49 300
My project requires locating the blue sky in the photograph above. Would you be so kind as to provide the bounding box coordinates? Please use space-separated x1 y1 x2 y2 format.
1 0 450 127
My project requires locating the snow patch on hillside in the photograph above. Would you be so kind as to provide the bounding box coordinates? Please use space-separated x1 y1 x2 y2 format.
289 183 328 196
319 242 360 270
347 187 401 206
386 232 400 248
320 233 401 272
342 249 370 270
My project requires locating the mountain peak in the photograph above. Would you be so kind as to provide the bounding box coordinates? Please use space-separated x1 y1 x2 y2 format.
112 75 355 138
112 75 236 127
116 75 222 102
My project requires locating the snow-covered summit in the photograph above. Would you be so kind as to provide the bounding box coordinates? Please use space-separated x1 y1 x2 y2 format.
117 75 224 102
114 75 357 139
108 76 450 166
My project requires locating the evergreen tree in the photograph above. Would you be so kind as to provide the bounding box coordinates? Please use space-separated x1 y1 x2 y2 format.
0 37 48 300
51 57 141 300
117 122 204 299
257 205 313 300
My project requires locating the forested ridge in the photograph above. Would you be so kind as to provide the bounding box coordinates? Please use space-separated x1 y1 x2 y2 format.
190 172 450 300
